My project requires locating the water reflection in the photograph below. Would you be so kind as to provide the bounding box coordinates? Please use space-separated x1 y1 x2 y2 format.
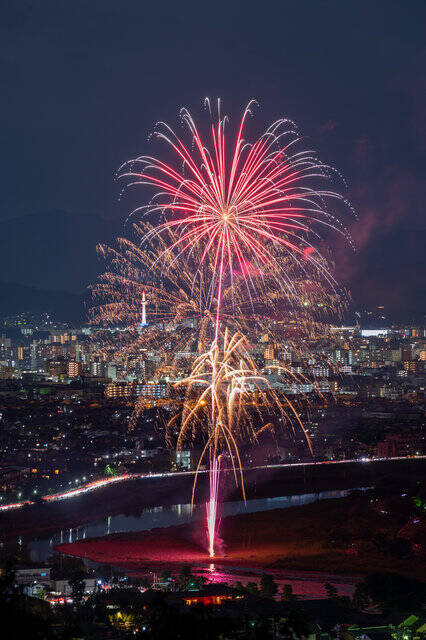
28 488 367 562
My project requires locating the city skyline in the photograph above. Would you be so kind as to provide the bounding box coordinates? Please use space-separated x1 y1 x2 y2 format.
1 1 426 317
1 2 425 635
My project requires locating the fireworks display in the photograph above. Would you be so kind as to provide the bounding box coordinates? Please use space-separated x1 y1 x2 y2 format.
118 99 351 312
169 329 314 556
93 100 351 557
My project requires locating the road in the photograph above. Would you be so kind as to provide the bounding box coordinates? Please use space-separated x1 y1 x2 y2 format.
1 454 425 512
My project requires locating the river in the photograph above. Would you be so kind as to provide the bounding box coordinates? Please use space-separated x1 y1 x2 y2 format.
28 486 369 562
24 486 373 599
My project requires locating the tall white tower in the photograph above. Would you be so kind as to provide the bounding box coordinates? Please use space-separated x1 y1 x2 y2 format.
141 291 147 326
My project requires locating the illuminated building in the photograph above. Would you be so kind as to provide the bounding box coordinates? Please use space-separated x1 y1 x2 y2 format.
47 359 66 378
361 329 389 337
334 349 353 365
377 433 424 457
401 348 412 362
340 364 353 374
138 383 168 398
264 346 275 361
311 366 329 377
68 361 82 378
105 380 144 399
391 348 402 362
0 335 11 352
175 351 194 359
403 361 416 373
174 449 192 470
140 291 147 327
91 359 105 377
107 364 117 380
105 381 169 399
15 567 51 586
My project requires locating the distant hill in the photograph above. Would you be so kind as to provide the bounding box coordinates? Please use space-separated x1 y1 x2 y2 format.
0 210 122 294
0 211 424 323
0 281 86 323
347 228 426 321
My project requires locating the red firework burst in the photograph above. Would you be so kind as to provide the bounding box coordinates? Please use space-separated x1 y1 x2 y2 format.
118 99 351 310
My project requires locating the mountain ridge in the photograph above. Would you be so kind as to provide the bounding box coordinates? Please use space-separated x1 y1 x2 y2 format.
0 210 122 295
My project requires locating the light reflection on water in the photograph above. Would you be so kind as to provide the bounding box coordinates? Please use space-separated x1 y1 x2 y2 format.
28 488 368 562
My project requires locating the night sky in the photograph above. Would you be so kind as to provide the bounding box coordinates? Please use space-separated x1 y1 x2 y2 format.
1 0 425 320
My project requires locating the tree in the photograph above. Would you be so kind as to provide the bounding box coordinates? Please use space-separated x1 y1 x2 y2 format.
246 581 259 594
260 574 278 598
105 464 117 476
0 558 17 600
68 569 86 605
352 582 371 611
389 537 412 559
177 564 195 591
281 584 297 601
179 564 192 579
324 582 338 600
50 553 86 579
233 581 246 595
372 531 390 553
358 572 426 614
0 557 55 639
280 610 312 640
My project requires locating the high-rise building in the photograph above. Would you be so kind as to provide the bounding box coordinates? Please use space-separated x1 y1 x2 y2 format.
0 335 11 352
391 348 402 362
68 361 82 378
334 349 352 365
107 364 117 380
141 291 147 327
264 346 275 361
47 359 66 378
91 359 105 377
401 348 412 362
403 361 417 373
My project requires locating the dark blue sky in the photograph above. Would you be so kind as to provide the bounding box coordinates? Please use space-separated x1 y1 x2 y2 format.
1 0 425 319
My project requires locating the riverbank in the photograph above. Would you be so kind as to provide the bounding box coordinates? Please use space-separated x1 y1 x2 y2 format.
1 457 424 542
55 493 426 579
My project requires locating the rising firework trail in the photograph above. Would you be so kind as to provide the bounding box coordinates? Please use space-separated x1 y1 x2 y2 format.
114 100 351 556
207 455 220 558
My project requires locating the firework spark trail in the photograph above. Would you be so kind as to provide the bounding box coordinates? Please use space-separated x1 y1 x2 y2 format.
118 99 352 312
207 455 221 558
91 223 343 364
91 232 340 555
111 100 352 556
90 222 284 374
173 328 317 555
